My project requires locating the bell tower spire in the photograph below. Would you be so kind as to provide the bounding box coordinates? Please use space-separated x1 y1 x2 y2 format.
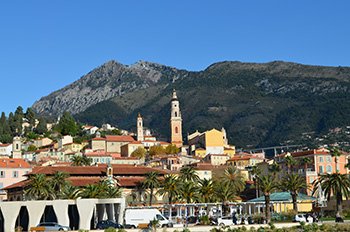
137 113 144 141
170 89 183 147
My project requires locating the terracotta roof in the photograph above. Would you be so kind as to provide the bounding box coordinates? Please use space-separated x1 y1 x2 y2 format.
2 180 29 190
85 151 111 157
92 137 106 141
117 177 144 187
35 148 50 153
67 177 101 186
128 141 143 145
113 157 139 160
28 164 169 176
0 158 31 168
224 148 235 151
207 154 229 157
227 155 262 161
0 143 11 147
106 135 135 142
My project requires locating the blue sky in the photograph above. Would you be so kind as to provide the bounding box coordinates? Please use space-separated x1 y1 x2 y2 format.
1 1 350 114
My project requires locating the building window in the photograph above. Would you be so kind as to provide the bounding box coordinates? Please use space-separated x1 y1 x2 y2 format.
326 156 331 163
326 165 332 173
175 112 178 117
309 177 314 184
0 171 4 178
319 166 324 174
319 157 324 162
16 144 19 150
175 127 178 134
13 171 18 178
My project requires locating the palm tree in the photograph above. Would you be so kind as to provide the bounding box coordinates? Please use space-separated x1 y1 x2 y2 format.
301 157 312 174
157 174 181 204
285 155 298 174
179 166 200 182
61 185 81 199
142 172 161 206
257 174 279 223
221 166 245 193
214 181 238 216
180 181 199 203
50 171 70 199
24 174 54 200
198 178 214 203
313 173 350 216
269 161 281 179
71 155 92 166
81 184 102 198
331 147 342 173
281 173 308 212
249 166 261 198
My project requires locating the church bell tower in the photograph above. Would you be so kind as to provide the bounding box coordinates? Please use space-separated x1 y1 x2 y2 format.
170 89 183 147
137 113 144 141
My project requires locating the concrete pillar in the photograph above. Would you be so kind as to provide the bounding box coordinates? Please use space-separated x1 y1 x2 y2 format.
26 201 46 229
76 199 96 230
1 202 21 232
52 200 70 227
105 204 114 221
118 199 126 225
169 206 172 222
96 204 105 222
248 204 251 215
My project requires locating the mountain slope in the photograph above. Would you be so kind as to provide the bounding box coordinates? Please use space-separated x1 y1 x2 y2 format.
32 60 350 147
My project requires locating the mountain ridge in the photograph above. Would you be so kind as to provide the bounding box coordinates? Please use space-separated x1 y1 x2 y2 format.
32 60 350 148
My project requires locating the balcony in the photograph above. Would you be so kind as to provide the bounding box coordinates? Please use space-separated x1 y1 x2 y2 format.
306 170 317 176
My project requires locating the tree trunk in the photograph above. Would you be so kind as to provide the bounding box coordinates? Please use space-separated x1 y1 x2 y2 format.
292 192 298 212
336 192 343 216
265 194 271 223
149 188 153 206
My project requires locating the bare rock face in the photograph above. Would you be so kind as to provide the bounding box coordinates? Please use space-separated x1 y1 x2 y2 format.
32 60 185 116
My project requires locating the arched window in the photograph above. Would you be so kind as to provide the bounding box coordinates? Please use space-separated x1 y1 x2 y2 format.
175 127 178 134
16 144 19 150
175 112 178 117
326 165 332 173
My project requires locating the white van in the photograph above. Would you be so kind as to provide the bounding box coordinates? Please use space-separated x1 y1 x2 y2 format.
124 208 173 228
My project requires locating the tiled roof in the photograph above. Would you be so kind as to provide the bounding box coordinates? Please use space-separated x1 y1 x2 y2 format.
106 135 135 142
85 151 111 157
2 180 29 190
0 158 31 168
92 137 106 141
117 177 144 187
28 164 169 176
67 177 101 186
0 143 11 147
113 157 139 160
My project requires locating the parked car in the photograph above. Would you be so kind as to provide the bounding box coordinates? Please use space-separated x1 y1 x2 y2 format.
217 216 234 226
36 222 70 231
96 220 123 229
293 214 306 223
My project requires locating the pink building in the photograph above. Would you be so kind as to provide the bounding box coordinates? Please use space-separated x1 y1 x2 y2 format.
0 158 32 200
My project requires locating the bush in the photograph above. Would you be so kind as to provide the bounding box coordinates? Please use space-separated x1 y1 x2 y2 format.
199 215 211 225
104 227 116 232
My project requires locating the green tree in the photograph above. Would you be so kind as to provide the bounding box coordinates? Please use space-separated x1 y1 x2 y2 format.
179 166 200 182
199 178 214 203
257 174 279 223
285 155 298 174
56 112 79 136
165 144 180 154
130 147 146 159
331 147 342 172
61 185 81 199
24 174 54 200
35 118 48 134
281 173 308 212
25 107 36 128
269 161 281 179
50 171 70 199
221 166 245 193
180 181 199 203
148 145 165 157
142 172 161 206
71 155 92 166
13 106 24 135
157 174 180 204
27 144 37 152
313 173 350 217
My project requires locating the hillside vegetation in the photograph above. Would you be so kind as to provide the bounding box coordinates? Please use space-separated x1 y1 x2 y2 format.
32 60 350 148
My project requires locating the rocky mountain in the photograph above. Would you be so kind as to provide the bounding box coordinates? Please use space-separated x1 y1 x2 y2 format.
32 60 350 148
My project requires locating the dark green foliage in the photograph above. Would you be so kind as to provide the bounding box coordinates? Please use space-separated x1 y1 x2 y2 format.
70 61 350 148
35 118 48 134
55 112 79 136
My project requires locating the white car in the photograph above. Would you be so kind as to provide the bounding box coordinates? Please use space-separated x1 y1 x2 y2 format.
217 216 234 226
294 214 306 223
36 222 70 231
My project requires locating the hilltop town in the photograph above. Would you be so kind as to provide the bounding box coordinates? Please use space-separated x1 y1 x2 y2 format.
0 89 349 231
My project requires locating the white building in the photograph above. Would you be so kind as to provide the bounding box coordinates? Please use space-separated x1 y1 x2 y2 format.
0 144 12 157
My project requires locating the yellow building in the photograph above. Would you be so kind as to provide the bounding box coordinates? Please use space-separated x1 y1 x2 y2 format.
188 128 235 156
120 141 144 157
